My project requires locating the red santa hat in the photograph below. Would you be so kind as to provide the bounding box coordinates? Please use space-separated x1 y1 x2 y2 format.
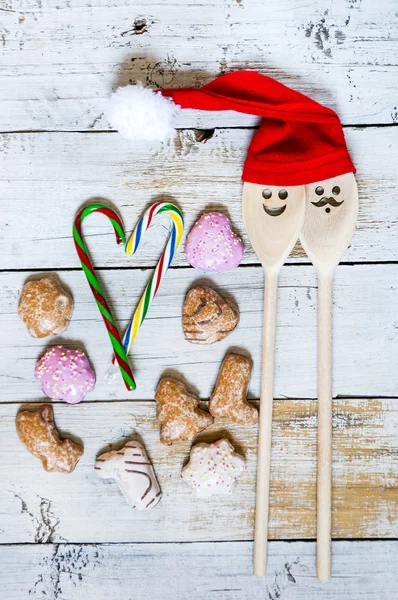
107 70 355 186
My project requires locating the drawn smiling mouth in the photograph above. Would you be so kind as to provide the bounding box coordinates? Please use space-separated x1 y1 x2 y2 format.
311 197 344 208
263 204 287 217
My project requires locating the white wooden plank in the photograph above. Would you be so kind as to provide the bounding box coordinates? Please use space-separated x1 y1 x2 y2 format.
0 127 397 269
1 0 397 130
1 398 397 543
0 541 397 599
1 265 397 401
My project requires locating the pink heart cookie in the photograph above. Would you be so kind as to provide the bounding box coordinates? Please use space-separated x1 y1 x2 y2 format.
184 212 244 272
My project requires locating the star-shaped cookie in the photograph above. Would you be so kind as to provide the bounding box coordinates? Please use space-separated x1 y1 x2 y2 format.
182 438 246 498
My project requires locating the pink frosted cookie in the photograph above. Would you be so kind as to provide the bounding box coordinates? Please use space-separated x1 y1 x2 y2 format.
184 212 244 271
181 438 246 498
35 345 95 404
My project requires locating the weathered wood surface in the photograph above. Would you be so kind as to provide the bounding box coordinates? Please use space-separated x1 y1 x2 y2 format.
2 0 397 593
1 398 397 543
0 127 397 269
1 541 397 600
3 265 397 402
1 0 398 131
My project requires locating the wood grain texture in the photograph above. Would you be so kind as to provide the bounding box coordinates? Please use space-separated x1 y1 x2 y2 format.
1 541 397 600
3 264 397 401
0 127 397 269
1 398 397 544
1 0 397 130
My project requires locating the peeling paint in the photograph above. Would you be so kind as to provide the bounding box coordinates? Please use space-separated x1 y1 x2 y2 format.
87 112 103 129
174 130 198 156
121 17 151 37
11 489 59 543
313 18 330 51
173 129 214 156
335 30 346 44
29 545 100 598
266 558 299 599
303 8 353 59
146 55 179 88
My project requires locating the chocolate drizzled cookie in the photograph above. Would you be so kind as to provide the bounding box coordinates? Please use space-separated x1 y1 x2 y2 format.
182 286 239 345
95 441 162 510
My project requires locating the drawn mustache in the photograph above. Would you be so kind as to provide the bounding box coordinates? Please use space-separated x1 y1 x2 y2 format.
311 197 344 208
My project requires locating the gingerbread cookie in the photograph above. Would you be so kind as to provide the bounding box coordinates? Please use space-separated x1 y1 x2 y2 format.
35 345 95 404
16 405 83 473
95 441 162 510
155 377 214 444
182 286 239 345
182 438 246 498
18 277 73 338
209 353 257 425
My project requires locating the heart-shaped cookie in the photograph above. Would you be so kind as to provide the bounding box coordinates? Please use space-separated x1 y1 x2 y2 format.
182 286 239 345
184 212 244 272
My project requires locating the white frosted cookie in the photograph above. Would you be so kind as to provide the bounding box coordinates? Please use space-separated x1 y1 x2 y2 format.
95 440 162 510
181 438 246 499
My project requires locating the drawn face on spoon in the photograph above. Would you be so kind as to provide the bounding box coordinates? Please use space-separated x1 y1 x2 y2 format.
310 182 344 214
300 172 359 268
242 183 306 270
261 187 289 217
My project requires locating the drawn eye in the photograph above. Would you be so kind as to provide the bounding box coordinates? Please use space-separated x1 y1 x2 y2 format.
278 189 288 200
315 186 324 196
262 189 272 200
332 186 341 195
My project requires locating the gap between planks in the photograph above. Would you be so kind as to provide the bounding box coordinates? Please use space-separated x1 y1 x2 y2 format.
2 123 398 135
2 396 398 405
1 538 397 547
1 260 398 274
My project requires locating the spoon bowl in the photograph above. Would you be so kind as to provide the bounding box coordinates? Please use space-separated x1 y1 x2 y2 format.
243 182 307 272
301 173 358 271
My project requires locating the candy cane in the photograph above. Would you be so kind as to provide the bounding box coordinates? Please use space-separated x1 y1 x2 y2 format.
112 201 184 361
73 203 136 391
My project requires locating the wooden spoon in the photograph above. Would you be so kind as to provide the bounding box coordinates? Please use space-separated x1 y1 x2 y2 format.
300 172 359 582
242 182 306 577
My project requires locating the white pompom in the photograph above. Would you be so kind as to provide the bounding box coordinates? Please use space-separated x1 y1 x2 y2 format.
107 83 180 142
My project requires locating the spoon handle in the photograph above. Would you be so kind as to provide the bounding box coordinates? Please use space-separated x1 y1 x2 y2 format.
254 270 278 577
317 272 334 582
